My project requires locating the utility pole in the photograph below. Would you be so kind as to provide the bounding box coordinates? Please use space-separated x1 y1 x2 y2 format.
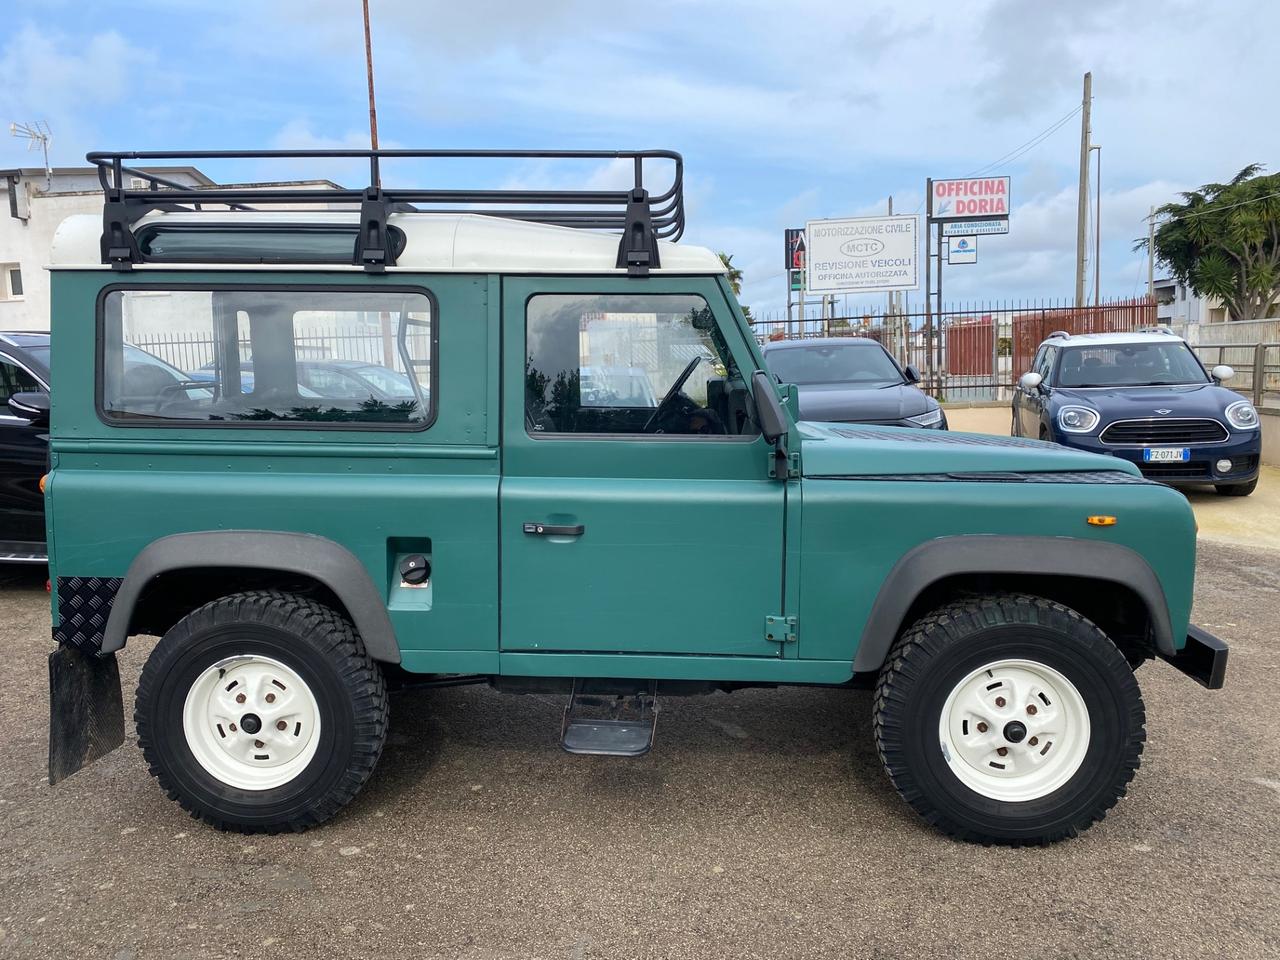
1146 205 1156 300
925 178 933 393
1075 71 1092 308
1093 144 1101 308
362 0 380 158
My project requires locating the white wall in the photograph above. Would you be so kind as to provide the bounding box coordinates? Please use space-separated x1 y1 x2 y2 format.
0 188 105 332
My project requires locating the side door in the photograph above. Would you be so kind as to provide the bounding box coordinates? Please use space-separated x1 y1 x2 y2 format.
499 277 786 659
0 353 49 549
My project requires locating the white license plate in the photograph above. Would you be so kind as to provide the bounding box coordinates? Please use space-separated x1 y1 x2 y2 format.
1143 447 1190 462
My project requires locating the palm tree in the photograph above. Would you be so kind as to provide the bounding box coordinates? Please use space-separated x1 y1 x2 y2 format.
716 251 753 322
717 252 744 295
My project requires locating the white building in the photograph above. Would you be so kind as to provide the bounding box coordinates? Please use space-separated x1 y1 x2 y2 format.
1 166 213 332
1153 276 1228 326
2 167 344 333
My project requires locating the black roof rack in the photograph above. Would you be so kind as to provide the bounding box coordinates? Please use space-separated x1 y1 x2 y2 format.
85 148 685 275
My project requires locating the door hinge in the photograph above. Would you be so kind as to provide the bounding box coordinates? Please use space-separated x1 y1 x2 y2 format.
766 450 801 480
765 615 797 644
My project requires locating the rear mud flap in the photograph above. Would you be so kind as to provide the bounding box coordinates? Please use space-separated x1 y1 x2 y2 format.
48 646 125 785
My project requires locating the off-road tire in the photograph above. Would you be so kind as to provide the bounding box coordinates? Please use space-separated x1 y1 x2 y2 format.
135 590 388 833
1214 476 1258 496
874 593 1145 846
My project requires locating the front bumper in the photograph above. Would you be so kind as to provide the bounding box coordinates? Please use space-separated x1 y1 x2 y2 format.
1048 428 1260 483
1157 624 1228 689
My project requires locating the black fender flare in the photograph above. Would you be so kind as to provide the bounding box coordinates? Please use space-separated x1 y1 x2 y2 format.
851 535 1175 672
100 531 401 663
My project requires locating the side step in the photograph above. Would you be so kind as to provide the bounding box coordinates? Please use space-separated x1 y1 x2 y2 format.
560 680 658 757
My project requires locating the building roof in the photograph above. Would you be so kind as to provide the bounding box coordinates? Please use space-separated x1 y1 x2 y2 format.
0 165 215 187
47 210 727 274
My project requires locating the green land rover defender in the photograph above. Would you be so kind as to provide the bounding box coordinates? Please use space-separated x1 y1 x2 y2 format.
39 149 1226 845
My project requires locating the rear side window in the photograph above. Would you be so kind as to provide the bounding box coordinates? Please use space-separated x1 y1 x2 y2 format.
99 287 434 427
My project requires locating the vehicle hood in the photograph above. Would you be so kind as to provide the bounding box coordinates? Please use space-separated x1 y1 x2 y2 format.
1051 382 1235 418
797 421 1137 477
794 382 933 422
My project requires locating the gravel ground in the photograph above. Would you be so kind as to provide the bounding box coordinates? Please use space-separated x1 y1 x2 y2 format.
0 541 1278 960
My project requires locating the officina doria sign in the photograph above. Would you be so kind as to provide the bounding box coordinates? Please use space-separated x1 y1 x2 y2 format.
804 215 919 294
930 177 1011 221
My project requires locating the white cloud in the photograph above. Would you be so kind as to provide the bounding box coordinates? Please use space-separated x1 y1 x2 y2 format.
0 24 158 167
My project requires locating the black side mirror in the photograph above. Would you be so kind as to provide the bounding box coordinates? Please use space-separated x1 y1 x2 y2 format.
751 370 789 445
903 364 921 384
8 391 50 426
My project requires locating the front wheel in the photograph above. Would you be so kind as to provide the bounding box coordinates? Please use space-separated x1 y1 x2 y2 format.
874 594 1145 845
135 590 388 833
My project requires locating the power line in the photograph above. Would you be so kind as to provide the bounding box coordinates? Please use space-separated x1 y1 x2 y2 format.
1143 188 1280 224
967 104 1082 178
914 102 1085 213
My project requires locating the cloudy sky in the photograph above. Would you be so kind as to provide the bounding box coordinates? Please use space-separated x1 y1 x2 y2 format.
2 0 1276 317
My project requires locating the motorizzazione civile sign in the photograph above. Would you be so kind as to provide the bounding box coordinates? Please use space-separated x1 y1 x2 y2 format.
930 177 1011 220
804 216 920 294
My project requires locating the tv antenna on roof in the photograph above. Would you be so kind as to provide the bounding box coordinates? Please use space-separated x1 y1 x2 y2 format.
9 120 53 189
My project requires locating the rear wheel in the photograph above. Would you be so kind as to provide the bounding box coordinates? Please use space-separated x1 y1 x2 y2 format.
1214 477 1258 496
135 590 388 833
874 594 1145 845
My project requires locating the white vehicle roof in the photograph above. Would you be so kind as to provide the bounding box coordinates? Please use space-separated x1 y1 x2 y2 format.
1041 330 1187 348
48 210 727 275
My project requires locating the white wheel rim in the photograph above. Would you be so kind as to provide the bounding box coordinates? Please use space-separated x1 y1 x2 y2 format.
938 659 1090 802
181 655 321 791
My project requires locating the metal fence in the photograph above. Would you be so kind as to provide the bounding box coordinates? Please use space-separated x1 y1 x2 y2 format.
132 325 413 375
751 296 1157 401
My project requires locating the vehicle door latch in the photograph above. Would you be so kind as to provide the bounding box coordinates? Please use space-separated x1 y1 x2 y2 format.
765 615 797 644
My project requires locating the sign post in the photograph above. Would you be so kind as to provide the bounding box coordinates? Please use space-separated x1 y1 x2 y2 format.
924 175 1012 397
784 228 806 336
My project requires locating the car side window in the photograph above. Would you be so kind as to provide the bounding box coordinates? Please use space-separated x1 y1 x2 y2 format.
0 358 42 407
99 288 434 427
1036 346 1056 381
525 293 759 438
1028 346 1046 380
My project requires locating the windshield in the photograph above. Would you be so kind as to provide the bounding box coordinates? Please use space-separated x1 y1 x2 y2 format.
20 344 50 374
1057 342 1208 387
765 342 903 386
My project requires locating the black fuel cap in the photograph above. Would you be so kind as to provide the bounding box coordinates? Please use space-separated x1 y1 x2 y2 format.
399 554 430 585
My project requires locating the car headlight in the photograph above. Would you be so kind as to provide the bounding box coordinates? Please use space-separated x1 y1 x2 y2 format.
907 407 944 427
1225 399 1259 430
1057 405 1100 433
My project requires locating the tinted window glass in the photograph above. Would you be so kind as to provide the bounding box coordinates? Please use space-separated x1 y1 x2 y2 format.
525 293 757 437
765 341 902 386
0 359 41 405
137 226 406 264
101 288 433 426
1058 342 1206 387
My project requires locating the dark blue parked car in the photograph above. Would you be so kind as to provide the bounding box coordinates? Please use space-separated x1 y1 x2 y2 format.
761 337 946 429
1012 330 1261 495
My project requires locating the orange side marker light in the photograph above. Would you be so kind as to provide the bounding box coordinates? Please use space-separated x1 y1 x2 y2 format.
39 474 47 494
1086 515 1117 527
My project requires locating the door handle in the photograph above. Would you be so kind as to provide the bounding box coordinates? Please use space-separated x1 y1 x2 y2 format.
523 522 585 537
